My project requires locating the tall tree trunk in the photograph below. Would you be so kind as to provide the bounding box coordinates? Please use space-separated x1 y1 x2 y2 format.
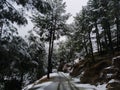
0 23 3 44
49 16 57 73
49 30 55 73
83 35 88 55
106 20 114 54
88 26 95 63
94 21 102 54
47 11 56 78
114 0 120 50
20 73 24 90
103 29 108 52
115 16 120 50
47 29 52 79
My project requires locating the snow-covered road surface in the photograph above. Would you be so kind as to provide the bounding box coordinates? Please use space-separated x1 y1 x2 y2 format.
23 72 106 90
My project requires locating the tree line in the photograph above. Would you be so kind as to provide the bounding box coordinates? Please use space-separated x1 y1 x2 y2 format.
0 0 69 89
1 0 120 89
56 0 120 63
0 0 49 90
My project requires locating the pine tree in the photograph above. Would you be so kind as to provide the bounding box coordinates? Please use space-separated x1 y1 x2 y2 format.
108 0 120 50
88 0 102 54
99 0 114 54
0 0 51 39
0 0 51 89
27 30 46 79
31 0 69 78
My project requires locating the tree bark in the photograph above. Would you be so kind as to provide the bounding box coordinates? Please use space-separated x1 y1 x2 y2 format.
47 29 52 79
115 16 120 50
0 23 3 44
114 0 120 50
94 21 102 54
106 20 114 54
88 26 95 63
83 35 88 55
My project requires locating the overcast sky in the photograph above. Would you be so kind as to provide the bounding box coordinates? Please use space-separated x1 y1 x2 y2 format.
64 0 88 23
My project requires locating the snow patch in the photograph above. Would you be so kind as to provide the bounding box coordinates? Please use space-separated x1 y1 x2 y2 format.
75 84 96 90
74 58 80 64
108 79 120 83
96 84 107 90
34 72 70 84
23 72 107 90
23 82 53 90
106 74 113 78
105 66 113 69
72 77 80 83
112 56 120 60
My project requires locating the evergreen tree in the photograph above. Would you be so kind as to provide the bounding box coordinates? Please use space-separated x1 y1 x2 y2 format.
27 30 46 79
0 35 36 90
0 0 51 39
0 0 51 89
73 7 95 62
88 0 102 54
108 0 120 50
31 0 70 78
99 0 114 54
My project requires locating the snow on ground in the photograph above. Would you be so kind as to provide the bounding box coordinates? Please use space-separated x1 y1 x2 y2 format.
108 79 120 83
23 84 33 90
105 66 113 69
23 72 70 90
106 74 113 78
75 83 96 89
96 84 107 90
23 82 53 90
23 72 107 90
74 58 80 64
74 83 107 90
72 77 80 83
112 55 120 60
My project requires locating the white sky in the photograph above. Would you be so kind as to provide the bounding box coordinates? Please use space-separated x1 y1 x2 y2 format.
18 0 88 37
64 0 88 23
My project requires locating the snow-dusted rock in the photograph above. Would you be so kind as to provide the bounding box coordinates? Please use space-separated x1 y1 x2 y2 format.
112 56 120 68
106 79 120 90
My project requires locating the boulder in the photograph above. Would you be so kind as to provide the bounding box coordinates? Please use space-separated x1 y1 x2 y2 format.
106 79 120 90
112 56 120 69
80 60 111 84
100 66 119 82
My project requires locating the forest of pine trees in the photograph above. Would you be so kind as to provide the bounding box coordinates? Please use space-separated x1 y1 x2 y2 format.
0 0 120 90
0 0 50 90
58 0 120 62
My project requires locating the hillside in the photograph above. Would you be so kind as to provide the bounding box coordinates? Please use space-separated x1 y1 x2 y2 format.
70 52 120 90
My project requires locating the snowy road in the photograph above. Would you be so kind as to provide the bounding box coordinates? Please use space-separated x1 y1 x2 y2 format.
24 72 106 90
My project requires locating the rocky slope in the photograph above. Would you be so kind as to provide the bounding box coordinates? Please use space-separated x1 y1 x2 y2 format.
70 54 120 90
